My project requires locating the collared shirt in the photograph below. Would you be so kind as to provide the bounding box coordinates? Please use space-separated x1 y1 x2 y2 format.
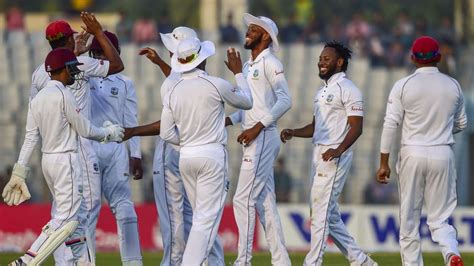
17 80 107 166
380 67 467 152
160 69 252 147
90 73 141 158
229 48 291 130
30 55 110 119
313 72 364 145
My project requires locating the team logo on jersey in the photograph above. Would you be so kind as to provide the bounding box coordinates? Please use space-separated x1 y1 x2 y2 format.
326 94 334 103
110 87 119 96
252 69 259 79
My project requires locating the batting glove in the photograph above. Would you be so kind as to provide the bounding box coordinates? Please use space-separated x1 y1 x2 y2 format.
101 121 125 143
2 163 31 206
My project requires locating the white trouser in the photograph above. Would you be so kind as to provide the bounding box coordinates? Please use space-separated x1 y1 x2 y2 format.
22 152 83 264
397 145 459 266
233 128 290 266
89 141 143 264
304 145 367 266
153 138 224 266
180 144 228 266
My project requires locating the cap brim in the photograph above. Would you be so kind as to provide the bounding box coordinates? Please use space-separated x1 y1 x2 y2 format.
160 32 178 53
243 13 279 52
171 40 215 73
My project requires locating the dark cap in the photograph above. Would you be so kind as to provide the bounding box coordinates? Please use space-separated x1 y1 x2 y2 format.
411 36 441 64
45 48 83 72
90 31 120 51
45 20 77 42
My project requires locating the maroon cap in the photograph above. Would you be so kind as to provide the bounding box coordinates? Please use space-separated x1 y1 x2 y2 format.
90 31 120 51
45 48 83 72
411 36 441 64
45 20 77 41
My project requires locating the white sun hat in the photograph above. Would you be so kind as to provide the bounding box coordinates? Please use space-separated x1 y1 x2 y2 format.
171 37 216 73
243 13 279 52
160 26 198 54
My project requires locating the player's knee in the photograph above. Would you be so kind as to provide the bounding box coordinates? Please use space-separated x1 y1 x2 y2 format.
111 200 137 221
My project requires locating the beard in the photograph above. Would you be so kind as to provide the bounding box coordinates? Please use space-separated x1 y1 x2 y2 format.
244 34 263 50
318 64 338 80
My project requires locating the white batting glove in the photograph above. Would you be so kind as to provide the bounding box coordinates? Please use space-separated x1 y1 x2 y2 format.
101 121 125 143
2 163 31 206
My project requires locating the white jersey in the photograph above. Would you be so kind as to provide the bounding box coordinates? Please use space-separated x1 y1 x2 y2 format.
90 73 141 158
160 69 252 147
380 67 467 153
229 48 291 129
313 72 364 145
17 80 107 166
30 55 110 119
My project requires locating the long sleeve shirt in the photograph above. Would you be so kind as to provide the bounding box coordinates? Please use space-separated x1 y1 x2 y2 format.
380 67 467 153
229 48 291 130
17 80 108 166
160 69 252 147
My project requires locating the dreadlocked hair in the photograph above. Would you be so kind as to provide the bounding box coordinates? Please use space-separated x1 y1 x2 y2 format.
324 41 352 72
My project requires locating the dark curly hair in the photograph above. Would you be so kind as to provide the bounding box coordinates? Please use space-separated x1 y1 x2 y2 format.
324 41 352 72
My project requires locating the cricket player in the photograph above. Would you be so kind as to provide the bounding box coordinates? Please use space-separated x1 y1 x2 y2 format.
4 48 124 266
226 13 291 266
128 36 252 265
376 36 466 266
136 26 224 265
27 13 124 265
87 31 143 265
280 41 377 266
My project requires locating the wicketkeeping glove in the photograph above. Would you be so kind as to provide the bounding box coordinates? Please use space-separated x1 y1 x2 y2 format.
101 121 125 143
2 163 31 206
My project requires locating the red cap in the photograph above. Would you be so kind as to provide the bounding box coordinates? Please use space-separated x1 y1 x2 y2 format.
45 48 83 72
90 31 120 51
45 20 77 42
411 36 441 64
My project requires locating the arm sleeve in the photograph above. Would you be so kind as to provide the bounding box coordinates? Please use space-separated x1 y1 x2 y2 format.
260 59 292 127
229 109 244 125
380 82 404 153
79 56 110 78
342 85 364 117
123 80 142 158
17 105 40 166
159 94 179 145
217 73 253 109
453 85 467 134
63 91 108 141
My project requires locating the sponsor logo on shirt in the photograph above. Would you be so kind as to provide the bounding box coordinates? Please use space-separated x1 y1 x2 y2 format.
90 86 96 90
252 69 259 80
351 106 364 112
75 108 81 113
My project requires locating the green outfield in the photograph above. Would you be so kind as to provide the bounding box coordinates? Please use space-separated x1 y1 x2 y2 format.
1 252 474 265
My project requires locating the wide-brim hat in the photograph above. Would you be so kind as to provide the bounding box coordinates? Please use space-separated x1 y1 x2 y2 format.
243 13 279 52
171 38 215 73
160 26 197 54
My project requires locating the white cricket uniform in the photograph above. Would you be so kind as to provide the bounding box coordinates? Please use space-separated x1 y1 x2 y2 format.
28 55 110 264
160 69 252 265
229 48 291 266
16 80 109 264
380 67 467 265
153 71 224 266
304 72 368 266
89 73 143 263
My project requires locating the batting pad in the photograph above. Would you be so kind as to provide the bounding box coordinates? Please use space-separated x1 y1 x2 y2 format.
29 220 79 266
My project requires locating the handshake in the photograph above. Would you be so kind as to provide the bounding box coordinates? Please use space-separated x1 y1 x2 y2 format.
101 121 125 143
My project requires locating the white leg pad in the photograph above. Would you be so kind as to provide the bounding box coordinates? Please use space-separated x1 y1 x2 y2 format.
29 220 79 266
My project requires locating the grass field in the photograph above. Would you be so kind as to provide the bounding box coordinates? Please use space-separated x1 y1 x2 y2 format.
1 252 474 265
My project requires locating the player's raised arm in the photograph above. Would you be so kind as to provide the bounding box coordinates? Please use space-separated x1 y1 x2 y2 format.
81 12 124 74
